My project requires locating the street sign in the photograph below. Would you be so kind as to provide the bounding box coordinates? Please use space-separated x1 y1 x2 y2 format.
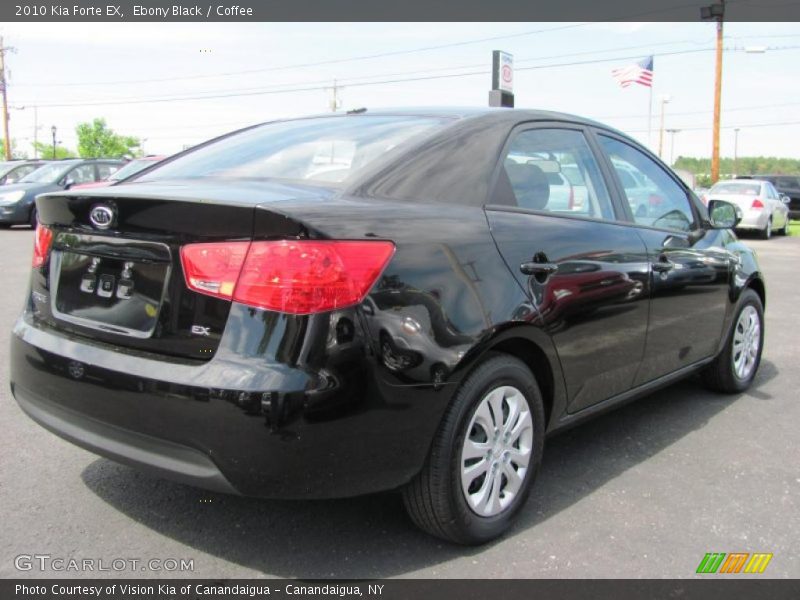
490 50 514 108
498 52 513 94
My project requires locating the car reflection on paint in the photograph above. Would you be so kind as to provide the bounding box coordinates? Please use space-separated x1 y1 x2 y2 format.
362 293 471 386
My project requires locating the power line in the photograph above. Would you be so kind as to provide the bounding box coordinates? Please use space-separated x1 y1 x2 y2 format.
15 47 723 108
595 100 800 121
11 38 709 107
10 23 593 88
21 43 800 109
27 38 709 101
14 12 796 90
626 119 800 133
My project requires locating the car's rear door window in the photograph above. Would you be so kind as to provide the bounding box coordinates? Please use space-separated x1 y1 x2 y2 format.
66 164 96 185
97 163 120 180
495 128 615 220
599 135 696 232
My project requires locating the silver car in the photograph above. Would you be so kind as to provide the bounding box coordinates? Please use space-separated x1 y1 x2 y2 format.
706 179 790 239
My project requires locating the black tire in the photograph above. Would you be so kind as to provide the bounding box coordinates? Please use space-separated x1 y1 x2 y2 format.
777 217 790 236
402 353 545 544
29 206 38 229
701 289 764 393
759 218 772 240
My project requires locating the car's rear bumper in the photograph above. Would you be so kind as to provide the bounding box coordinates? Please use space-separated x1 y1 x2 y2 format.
736 210 769 231
9 310 450 498
13 382 239 494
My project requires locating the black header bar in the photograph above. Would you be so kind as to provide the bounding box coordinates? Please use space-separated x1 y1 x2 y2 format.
3 0 800 22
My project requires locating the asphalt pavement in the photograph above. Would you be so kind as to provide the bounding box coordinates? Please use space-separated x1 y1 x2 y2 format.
0 225 797 579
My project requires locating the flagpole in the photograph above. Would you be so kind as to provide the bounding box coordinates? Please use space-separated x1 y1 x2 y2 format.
647 54 654 148
647 85 653 148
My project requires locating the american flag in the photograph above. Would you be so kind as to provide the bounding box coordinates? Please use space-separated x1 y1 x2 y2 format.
611 56 654 88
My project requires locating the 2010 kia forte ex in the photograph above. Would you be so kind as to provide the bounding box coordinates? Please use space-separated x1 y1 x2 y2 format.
10 108 765 544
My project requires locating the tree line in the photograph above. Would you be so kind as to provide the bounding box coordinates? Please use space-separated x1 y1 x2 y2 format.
2 118 142 160
675 156 800 187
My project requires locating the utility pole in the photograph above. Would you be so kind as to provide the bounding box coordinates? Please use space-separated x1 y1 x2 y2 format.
32 106 39 158
0 37 13 160
657 95 671 159
666 128 681 166
326 79 343 112
702 0 725 183
11 105 40 158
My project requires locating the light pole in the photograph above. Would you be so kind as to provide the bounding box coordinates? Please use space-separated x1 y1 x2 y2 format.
666 129 681 166
10 105 40 158
657 95 671 159
50 125 57 159
734 128 740 176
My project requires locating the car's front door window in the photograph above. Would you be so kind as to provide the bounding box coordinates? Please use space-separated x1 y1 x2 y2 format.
599 135 695 232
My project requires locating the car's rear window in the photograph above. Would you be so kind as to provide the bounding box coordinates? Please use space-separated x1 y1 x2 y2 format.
711 182 761 195
136 115 449 185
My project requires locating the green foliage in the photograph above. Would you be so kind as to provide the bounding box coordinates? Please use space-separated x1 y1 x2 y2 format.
75 118 142 159
674 156 800 181
32 141 74 159
1 138 27 159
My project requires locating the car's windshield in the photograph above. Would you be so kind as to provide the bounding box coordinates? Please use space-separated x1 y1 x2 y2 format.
136 115 450 185
20 162 76 183
109 158 158 181
711 182 761 195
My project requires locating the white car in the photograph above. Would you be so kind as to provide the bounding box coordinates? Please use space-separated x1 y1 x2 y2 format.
706 180 790 239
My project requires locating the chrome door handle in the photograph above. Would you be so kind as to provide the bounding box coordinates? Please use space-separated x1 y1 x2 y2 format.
520 262 559 276
652 258 674 273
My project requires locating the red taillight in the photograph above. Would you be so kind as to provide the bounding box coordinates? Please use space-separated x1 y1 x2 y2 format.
181 240 395 314
180 242 250 300
32 225 53 268
751 199 765 210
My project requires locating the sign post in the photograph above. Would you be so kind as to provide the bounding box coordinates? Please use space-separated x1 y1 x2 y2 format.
489 50 514 108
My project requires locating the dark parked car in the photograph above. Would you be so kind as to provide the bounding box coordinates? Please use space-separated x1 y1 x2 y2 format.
0 160 48 185
737 174 800 219
71 155 167 189
0 158 123 227
10 109 765 544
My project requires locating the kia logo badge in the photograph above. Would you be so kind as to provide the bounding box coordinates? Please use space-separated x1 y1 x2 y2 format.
89 205 114 229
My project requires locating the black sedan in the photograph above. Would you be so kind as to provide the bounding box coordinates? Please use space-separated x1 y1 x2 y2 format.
10 109 765 544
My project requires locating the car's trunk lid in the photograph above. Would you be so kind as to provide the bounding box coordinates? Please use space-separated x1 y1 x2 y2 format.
32 179 334 361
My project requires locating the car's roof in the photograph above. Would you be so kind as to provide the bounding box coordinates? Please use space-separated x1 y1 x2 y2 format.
715 180 763 185
54 158 123 163
269 106 622 134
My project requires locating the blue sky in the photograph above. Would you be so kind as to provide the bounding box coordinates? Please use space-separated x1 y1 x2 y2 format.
2 21 799 160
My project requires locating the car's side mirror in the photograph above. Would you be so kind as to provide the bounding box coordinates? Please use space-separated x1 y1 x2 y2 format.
707 199 740 229
63 179 75 189
781 194 791 204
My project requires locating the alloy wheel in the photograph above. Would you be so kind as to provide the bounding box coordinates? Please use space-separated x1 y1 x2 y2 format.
460 385 533 517
732 305 761 380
